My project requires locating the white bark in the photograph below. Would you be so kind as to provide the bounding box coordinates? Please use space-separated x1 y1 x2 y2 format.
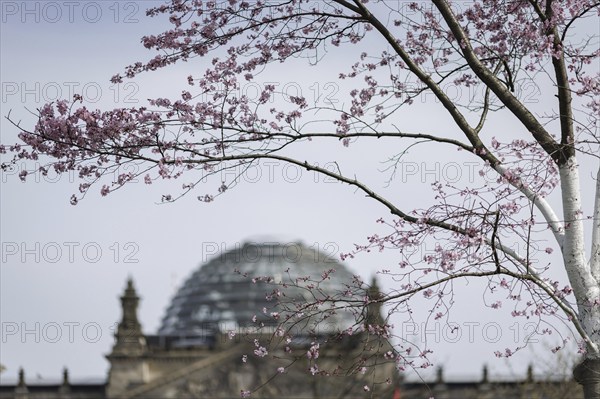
560 157 600 358
493 164 565 248
590 165 600 284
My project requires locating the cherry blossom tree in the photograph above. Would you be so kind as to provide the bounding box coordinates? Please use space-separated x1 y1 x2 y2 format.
3 0 599 396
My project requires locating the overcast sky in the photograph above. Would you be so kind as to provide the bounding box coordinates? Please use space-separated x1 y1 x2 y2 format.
1 0 595 386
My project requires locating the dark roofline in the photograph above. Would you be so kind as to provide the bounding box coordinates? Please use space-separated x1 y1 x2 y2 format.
0 383 106 392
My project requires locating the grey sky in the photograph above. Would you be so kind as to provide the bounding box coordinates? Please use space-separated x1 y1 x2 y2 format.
1 0 595 385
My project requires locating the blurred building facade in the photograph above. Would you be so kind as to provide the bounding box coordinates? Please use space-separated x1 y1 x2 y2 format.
0 242 584 398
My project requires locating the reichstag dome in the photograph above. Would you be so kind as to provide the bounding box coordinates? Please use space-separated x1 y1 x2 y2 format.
159 242 357 337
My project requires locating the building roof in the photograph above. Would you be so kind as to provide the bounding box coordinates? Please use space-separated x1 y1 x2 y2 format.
159 241 358 337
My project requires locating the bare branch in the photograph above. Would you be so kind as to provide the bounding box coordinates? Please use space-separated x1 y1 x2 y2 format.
432 0 564 163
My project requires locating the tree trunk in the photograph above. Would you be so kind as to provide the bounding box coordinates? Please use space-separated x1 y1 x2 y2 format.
573 358 600 399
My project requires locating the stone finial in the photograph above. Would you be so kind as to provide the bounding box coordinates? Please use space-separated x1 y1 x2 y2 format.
15 367 29 396
17 368 26 387
59 367 71 395
62 367 69 386
365 276 384 327
432 366 448 398
436 366 444 384
121 278 141 319
526 364 534 383
478 364 492 396
112 277 146 355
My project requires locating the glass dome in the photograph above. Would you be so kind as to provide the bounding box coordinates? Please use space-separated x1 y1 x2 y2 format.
158 242 358 337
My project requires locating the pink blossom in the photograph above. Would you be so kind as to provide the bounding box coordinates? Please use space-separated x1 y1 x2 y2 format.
307 342 320 360
254 346 268 357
